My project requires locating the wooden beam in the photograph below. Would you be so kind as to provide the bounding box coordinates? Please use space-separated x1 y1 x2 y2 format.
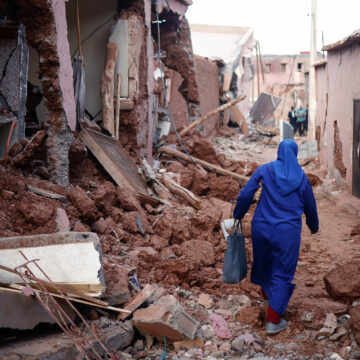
80 129 159 207
178 95 246 137
101 43 118 136
158 146 248 182
161 172 201 209
0 284 130 314
0 264 106 306
115 73 121 141
118 284 155 321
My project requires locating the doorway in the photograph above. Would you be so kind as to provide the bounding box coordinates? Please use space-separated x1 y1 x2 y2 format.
353 100 360 198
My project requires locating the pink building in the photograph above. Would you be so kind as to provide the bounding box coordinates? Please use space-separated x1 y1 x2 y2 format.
254 53 321 106
315 29 360 197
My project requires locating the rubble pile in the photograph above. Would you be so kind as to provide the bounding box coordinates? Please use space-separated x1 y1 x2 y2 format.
1 127 360 359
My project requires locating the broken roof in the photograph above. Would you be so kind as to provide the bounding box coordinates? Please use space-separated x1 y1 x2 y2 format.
313 58 327 68
189 24 253 63
323 28 360 52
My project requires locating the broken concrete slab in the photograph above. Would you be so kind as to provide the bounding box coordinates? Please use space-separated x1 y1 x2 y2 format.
0 232 105 297
118 284 155 321
0 291 75 330
132 295 199 341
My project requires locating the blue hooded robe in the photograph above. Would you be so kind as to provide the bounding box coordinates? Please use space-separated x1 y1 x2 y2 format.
233 140 319 315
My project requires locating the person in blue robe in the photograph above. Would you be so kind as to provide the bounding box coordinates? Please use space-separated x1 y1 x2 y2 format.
233 139 319 335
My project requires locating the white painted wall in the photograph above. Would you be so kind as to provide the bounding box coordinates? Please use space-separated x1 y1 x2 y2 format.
66 0 117 118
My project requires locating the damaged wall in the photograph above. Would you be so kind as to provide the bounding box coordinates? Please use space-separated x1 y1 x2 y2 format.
65 0 117 119
155 14 201 125
194 55 220 138
0 0 76 186
315 43 360 191
190 24 254 116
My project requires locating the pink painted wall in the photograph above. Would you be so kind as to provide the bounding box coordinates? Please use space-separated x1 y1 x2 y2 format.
254 56 308 99
195 55 220 138
52 0 76 131
314 63 328 166
315 45 360 190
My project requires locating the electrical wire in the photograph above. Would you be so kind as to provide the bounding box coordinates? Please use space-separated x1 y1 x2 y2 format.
72 15 114 58
154 0 197 166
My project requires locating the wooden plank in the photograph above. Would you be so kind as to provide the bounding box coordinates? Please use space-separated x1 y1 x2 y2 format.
161 172 201 209
158 146 249 182
0 263 106 307
26 184 67 201
1 285 130 314
101 43 118 135
80 128 159 206
118 284 155 321
179 96 246 137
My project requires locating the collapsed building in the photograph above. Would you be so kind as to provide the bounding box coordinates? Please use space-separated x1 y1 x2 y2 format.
190 24 255 128
0 0 226 186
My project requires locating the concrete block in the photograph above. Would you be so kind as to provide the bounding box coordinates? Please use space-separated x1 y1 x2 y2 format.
55 208 70 232
0 291 75 329
118 284 155 321
0 320 133 359
132 295 199 341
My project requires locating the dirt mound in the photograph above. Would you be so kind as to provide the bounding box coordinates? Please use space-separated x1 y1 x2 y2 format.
184 136 220 165
208 174 240 201
164 130 220 165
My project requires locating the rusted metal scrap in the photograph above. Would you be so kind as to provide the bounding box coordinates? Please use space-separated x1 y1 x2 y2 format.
2 251 122 360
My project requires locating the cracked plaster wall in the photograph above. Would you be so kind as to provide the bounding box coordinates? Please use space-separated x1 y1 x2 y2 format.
315 45 360 191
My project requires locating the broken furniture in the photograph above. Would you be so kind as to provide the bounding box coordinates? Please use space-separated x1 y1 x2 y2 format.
80 128 159 206
250 92 281 125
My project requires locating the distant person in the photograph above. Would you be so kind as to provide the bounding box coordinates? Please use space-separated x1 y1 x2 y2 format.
295 105 306 136
233 139 319 335
287 106 297 134
304 105 309 134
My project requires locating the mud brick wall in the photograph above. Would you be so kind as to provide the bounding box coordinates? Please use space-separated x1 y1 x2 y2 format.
0 0 76 186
